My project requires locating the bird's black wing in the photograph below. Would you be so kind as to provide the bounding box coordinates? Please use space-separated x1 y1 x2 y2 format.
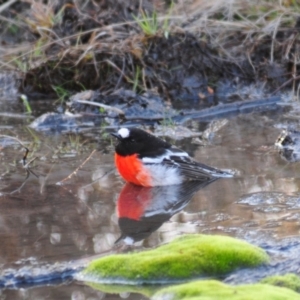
162 155 233 180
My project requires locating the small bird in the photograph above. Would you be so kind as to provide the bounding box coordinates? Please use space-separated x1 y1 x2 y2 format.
111 127 233 187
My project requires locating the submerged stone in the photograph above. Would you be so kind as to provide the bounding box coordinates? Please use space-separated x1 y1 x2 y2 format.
29 112 80 132
86 282 157 298
80 234 269 284
261 273 300 293
275 129 300 162
152 280 300 300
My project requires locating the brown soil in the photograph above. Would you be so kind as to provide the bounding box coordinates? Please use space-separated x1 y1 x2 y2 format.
1 0 300 102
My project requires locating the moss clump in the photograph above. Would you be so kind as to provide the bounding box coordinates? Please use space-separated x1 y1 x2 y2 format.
81 234 269 284
152 280 300 300
261 273 300 293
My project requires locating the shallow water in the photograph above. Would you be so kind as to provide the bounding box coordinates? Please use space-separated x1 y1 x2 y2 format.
1 102 300 298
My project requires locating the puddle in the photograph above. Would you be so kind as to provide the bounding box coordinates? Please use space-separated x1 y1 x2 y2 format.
1 102 300 298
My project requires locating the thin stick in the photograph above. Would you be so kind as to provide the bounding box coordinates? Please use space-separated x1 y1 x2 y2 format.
0 0 18 14
270 15 281 64
0 134 30 165
0 135 44 195
105 59 132 85
56 149 96 185
72 99 125 115
80 168 115 189
271 75 300 95
0 113 34 119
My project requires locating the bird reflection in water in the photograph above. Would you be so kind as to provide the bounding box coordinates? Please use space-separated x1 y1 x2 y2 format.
115 179 217 244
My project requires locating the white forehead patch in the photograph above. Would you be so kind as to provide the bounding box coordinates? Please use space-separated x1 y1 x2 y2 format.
118 128 130 138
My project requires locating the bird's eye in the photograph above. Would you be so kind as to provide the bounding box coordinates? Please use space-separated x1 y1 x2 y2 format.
130 138 135 142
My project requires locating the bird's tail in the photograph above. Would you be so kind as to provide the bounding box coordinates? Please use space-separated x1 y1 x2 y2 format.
211 168 235 178
197 163 235 178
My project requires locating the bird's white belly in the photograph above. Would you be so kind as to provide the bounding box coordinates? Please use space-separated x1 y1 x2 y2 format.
143 164 183 186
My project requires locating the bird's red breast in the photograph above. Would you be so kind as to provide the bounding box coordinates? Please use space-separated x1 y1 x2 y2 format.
115 153 152 187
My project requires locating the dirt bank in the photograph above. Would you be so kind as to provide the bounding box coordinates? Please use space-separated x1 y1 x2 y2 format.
0 0 299 103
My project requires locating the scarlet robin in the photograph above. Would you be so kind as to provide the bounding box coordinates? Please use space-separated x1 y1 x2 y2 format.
111 127 232 187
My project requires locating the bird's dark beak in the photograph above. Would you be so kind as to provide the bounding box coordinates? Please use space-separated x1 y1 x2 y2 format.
110 132 121 140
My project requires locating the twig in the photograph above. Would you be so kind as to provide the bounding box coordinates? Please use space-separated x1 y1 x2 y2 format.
0 113 34 119
105 59 132 85
114 57 126 90
56 149 96 185
72 99 125 115
292 53 297 97
80 168 115 190
0 135 39 194
271 75 300 95
36 27 66 46
75 45 94 66
9 172 31 195
0 0 18 14
0 135 29 164
270 15 282 64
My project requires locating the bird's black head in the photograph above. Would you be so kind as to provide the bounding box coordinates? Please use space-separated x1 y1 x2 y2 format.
111 127 171 157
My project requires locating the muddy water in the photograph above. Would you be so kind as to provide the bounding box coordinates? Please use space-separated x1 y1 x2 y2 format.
0 107 300 299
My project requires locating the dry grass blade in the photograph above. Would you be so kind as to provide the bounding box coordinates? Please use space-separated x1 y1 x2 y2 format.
0 0 18 14
75 45 94 66
105 59 132 84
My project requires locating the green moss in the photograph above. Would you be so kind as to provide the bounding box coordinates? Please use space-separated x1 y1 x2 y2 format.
261 273 300 292
152 280 300 300
81 234 269 283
